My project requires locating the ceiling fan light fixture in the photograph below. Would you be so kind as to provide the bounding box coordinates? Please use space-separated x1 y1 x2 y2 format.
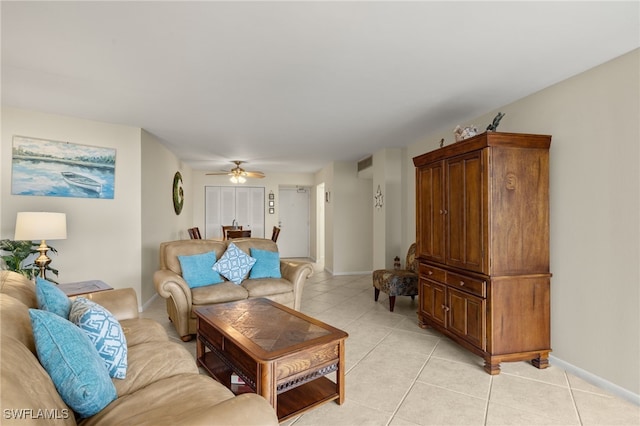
230 173 246 184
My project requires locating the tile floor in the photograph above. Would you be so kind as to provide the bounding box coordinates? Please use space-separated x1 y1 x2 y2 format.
143 266 639 426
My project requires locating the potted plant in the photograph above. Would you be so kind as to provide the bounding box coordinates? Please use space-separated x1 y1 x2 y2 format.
0 239 59 282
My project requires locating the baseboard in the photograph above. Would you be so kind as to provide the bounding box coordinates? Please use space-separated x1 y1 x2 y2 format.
140 292 159 313
329 270 372 276
550 355 639 406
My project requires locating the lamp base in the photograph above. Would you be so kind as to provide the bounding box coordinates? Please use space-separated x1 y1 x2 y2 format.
34 239 52 279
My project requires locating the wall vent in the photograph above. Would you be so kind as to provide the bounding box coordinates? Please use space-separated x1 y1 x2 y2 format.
357 155 373 172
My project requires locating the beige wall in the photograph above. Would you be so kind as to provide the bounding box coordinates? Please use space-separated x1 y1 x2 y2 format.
140 130 193 305
1 108 143 302
404 49 639 398
326 161 373 274
373 148 403 270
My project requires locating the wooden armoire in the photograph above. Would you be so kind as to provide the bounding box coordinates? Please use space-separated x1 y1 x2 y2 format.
413 131 551 374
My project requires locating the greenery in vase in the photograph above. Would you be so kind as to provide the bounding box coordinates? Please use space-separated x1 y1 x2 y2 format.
0 239 59 282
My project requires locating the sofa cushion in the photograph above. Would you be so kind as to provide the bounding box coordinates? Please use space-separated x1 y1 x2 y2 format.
191 281 249 306
249 248 282 279
0 293 36 354
35 277 71 319
0 334 75 426
120 318 169 346
242 278 293 298
178 251 224 288
0 271 38 308
112 341 199 397
80 374 235 426
212 243 256 284
29 309 117 418
69 297 128 380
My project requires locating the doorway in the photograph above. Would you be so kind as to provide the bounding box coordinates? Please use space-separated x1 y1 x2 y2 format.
278 187 310 258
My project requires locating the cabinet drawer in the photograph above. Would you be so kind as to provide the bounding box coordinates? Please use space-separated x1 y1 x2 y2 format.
419 263 446 282
446 272 486 298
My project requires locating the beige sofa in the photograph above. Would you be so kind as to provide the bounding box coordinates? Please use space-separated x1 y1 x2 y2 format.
0 271 278 426
153 238 314 341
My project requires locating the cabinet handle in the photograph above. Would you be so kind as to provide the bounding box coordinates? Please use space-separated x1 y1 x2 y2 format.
460 281 465 286
441 304 450 312
439 209 444 214
428 271 433 275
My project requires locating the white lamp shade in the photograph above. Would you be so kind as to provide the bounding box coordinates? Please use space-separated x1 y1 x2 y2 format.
14 212 67 241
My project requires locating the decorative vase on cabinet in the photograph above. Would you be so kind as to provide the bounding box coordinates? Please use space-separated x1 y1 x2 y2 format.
413 131 552 375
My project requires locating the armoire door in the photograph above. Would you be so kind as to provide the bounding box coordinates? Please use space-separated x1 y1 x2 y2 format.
445 151 485 273
416 162 445 263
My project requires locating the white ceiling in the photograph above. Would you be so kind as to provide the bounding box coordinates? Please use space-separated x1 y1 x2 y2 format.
2 1 638 174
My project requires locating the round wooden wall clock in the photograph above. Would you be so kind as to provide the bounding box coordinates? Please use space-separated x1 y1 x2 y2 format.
172 171 184 215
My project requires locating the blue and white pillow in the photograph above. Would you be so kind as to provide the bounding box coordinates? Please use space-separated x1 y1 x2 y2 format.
249 248 282 279
178 251 224 288
35 276 72 319
69 297 128 380
212 243 256 285
29 309 117 418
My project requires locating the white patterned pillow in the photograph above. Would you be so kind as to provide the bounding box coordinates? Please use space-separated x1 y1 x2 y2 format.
212 242 257 284
69 297 128 379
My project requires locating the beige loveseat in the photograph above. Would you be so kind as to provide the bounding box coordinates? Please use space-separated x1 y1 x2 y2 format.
0 271 278 426
154 238 314 341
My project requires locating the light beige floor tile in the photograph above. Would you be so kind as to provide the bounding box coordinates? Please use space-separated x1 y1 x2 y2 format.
430 338 485 368
486 401 579 425
417 357 491 399
389 416 421 426
345 346 427 412
292 398 390 426
395 381 487 425
499 360 569 387
490 373 580 425
566 372 617 397
377 329 440 356
572 389 640 425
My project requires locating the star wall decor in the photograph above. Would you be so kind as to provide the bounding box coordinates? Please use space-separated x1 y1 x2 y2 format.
374 185 384 209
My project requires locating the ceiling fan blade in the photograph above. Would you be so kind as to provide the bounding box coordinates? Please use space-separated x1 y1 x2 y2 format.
244 171 265 178
205 171 232 176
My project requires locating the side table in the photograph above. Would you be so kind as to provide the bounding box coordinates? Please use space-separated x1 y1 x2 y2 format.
58 280 113 297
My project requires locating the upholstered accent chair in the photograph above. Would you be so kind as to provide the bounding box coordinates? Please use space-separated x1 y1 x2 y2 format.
372 243 418 312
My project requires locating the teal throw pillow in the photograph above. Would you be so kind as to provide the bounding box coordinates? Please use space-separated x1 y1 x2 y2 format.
212 243 256 285
249 248 282 279
29 309 117 418
178 251 224 288
36 276 72 319
69 297 128 379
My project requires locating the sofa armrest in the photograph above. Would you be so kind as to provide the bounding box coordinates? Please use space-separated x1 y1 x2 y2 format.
280 261 314 310
176 393 279 426
153 269 192 307
84 288 139 321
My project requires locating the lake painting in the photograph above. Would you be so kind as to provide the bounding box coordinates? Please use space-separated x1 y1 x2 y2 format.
11 136 116 199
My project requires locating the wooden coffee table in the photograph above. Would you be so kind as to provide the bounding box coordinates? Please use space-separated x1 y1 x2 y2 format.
194 298 348 421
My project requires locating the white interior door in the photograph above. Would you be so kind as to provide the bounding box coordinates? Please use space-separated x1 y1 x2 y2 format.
278 187 310 258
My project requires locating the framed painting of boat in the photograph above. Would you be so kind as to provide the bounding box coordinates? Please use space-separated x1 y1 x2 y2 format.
11 136 116 199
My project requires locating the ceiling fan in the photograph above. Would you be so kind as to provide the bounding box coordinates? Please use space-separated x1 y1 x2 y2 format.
206 160 265 183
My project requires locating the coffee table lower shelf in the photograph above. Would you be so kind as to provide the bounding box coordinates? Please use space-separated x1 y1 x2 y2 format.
198 351 340 421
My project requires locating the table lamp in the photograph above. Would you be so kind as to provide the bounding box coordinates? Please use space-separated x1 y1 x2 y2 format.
14 212 67 278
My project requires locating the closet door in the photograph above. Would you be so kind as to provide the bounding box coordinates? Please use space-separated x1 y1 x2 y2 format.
234 187 265 237
204 187 220 239
205 186 264 239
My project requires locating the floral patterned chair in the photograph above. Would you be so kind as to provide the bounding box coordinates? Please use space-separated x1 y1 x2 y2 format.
372 243 418 312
